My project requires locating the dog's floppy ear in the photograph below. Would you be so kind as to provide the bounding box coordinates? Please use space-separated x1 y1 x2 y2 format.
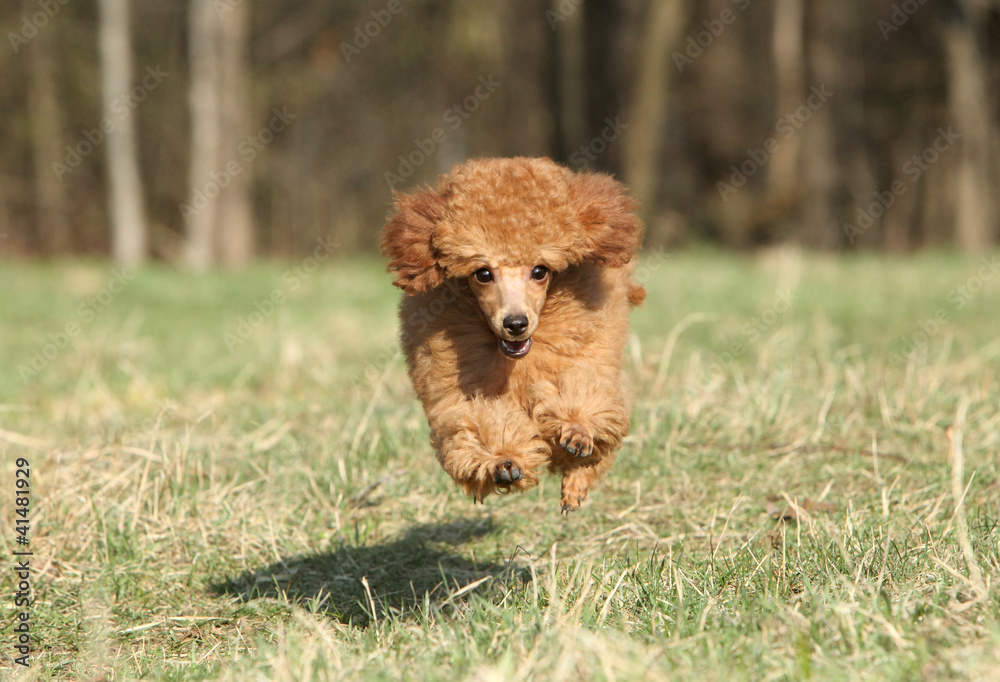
380 188 447 294
570 172 644 267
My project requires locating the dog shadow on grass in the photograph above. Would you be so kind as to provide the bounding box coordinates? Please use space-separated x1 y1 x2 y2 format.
211 517 526 626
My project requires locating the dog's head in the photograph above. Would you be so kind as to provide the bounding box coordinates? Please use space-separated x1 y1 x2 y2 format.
380 157 643 358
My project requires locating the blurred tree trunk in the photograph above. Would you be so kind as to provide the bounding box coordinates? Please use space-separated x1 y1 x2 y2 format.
98 0 147 266
622 0 684 215
185 0 221 270
799 1 848 248
768 0 803 200
838 5 875 239
544 0 586 163
732 0 806 244
185 1 254 269
26 9 69 255
881 136 919 251
943 0 996 250
582 0 626 174
700 0 760 244
215 1 254 266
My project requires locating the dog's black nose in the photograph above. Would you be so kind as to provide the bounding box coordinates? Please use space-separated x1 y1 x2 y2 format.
503 314 528 336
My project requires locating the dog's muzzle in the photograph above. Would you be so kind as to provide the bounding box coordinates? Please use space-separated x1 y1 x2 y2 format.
498 337 532 358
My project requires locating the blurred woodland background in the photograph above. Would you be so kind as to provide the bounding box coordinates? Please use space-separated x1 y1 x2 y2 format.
1 0 999 267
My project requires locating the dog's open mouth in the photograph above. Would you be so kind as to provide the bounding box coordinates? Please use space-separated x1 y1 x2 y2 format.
498 337 532 358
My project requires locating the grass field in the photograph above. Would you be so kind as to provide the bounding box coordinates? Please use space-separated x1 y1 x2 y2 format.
1 250 999 680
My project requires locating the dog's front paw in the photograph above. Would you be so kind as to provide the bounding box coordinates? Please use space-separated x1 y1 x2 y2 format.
559 423 594 458
493 459 523 486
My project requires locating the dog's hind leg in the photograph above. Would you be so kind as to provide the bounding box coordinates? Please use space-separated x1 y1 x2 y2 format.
529 369 631 510
558 452 616 513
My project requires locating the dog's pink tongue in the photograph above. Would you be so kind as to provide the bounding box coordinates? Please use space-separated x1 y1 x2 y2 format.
499 337 532 358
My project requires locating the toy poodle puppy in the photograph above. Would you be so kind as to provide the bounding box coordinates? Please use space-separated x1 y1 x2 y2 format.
380 157 645 512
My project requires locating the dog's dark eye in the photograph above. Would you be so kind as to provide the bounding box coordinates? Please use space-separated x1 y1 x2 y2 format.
474 268 493 283
530 265 549 281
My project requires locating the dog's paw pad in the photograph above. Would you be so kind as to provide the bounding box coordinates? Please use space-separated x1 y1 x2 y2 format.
559 424 594 458
493 460 522 486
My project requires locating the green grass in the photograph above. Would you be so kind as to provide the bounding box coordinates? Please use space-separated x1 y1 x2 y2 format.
1 250 999 680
